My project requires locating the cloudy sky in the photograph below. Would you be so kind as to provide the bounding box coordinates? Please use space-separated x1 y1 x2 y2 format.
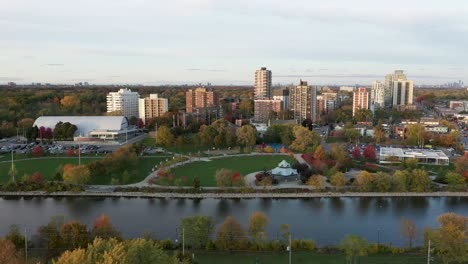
1 0 467 85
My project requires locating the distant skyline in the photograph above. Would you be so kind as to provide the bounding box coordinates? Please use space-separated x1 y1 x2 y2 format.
1 0 467 85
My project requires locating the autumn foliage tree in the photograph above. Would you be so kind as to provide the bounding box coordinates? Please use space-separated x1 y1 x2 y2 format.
60 221 90 250
248 212 268 247
215 216 248 251
31 172 44 184
92 214 121 240
400 218 417 248
313 145 327 160
362 145 376 160
32 145 44 157
63 164 91 184
351 146 361 159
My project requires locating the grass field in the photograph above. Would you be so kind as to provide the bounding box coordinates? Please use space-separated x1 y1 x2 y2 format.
0 156 168 185
194 251 430 264
168 155 296 187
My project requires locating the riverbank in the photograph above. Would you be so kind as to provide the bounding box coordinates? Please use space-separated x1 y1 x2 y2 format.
0 191 467 198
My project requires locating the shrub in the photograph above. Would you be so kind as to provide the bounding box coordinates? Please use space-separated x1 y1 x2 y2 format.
31 172 44 184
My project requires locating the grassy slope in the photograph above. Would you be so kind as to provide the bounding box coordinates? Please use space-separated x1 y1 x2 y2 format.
168 155 295 187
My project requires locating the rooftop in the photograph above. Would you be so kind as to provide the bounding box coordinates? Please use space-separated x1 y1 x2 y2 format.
380 147 449 160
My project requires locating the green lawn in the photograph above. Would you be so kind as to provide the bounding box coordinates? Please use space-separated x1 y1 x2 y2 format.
167 155 296 187
195 252 430 264
0 156 167 185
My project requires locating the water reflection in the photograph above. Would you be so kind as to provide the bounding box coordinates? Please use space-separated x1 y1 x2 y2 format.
357 197 372 215
217 199 230 217
329 197 344 215
260 198 272 211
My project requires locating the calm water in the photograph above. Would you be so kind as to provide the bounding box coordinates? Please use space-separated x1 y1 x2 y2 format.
0 196 466 246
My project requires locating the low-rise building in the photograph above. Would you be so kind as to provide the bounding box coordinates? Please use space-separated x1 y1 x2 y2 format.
379 147 449 166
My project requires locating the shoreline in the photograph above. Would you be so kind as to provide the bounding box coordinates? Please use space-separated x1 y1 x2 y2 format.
0 191 467 199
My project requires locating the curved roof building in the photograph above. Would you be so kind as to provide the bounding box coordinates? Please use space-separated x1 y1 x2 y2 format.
33 116 130 140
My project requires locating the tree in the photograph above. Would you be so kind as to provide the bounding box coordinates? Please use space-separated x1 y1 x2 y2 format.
215 216 247 251
60 221 90 250
92 214 121 240
32 145 44 157
373 121 385 144
215 168 232 187
427 213 468 264
5 225 26 251
344 128 360 143
400 218 417 248
60 95 81 110
445 172 465 190
0 239 23 264
63 164 91 185
330 144 348 163
351 146 361 159
31 172 44 184
362 145 376 160
330 172 346 190
409 169 431 192
236 125 256 151
179 216 214 250
313 145 327 160
453 152 468 178
393 170 410 192
354 109 373 122
405 124 426 146
374 172 391 192
400 158 418 170
248 212 268 247
339 234 369 264
53 238 187 264
157 126 175 147
239 99 253 118
354 171 374 192
289 125 320 152
306 175 327 191
38 216 65 258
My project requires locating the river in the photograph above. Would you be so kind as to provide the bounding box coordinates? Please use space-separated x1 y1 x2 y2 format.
0 196 466 246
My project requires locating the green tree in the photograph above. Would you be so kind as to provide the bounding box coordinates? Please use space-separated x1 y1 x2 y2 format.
236 125 256 151
248 211 268 247
445 172 465 191
393 170 410 192
239 99 253 118
289 125 320 152
306 175 327 191
215 216 247 251
179 216 214 250
374 171 392 192
373 121 385 144
5 225 26 251
60 221 90 250
157 126 175 147
409 169 431 192
339 234 369 264
354 109 373 122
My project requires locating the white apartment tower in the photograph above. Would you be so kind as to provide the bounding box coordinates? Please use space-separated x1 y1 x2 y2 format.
254 67 272 99
392 80 414 106
353 87 369 116
106 88 140 119
371 81 385 108
384 70 407 107
139 94 169 124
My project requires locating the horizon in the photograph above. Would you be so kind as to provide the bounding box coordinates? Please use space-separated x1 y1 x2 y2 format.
1 0 467 85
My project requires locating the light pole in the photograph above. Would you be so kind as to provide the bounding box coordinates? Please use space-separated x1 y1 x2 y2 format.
287 234 292 264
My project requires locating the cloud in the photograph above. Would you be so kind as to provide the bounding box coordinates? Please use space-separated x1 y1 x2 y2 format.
0 77 23 81
42 63 64 66
186 68 227 72
275 74 453 79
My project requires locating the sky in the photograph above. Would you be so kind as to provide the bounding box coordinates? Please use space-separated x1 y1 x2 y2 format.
1 0 467 85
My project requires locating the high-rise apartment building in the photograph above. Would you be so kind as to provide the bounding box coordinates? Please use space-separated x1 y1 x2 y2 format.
392 80 414 106
106 88 139 119
371 81 385 108
384 70 407 107
290 80 317 122
253 99 282 123
353 87 369 116
185 87 218 113
272 88 290 110
254 67 272 99
138 94 169 124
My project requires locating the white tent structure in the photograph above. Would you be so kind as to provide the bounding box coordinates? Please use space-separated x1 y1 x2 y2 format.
271 160 298 181
33 116 137 141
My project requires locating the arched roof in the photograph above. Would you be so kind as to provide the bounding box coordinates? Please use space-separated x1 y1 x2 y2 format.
33 116 129 136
